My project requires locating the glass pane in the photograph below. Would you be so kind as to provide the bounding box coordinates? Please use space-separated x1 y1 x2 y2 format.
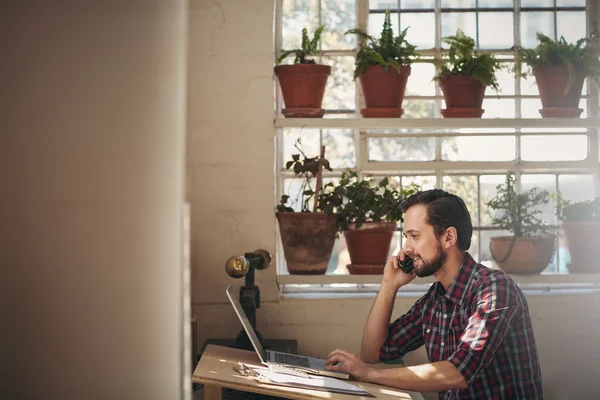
479 175 506 226
283 128 320 164
521 0 553 6
282 0 319 51
481 99 516 118
403 100 437 118
405 62 436 96
521 12 554 49
370 0 399 9
478 0 514 7
442 136 516 161
368 13 399 39
521 135 587 161
441 13 477 47
401 13 436 49
521 174 556 225
495 63 516 95
402 175 437 190
520 75 539 96
322 129 356 169
326 236 350 274
321 55 355 111
441 0 475 7
557 12 586 45
282 178 309 212
479 13 513 49
556 231 569 273
322 0 357 50
442 175 480 225
557 0 585 6
558 174 595 203
368 138 436 161
521 98 543 118
402 0 435 8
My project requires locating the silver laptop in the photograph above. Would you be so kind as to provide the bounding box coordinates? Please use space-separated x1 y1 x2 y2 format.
226 285 350 380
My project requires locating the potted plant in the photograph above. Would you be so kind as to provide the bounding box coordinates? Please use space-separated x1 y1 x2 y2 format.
345 9 419 118
486 173 555 274
275 25 330 118
556 195 600 272
334 170 419 274
517 32 600 118
276 140 343 274
433 29 502 118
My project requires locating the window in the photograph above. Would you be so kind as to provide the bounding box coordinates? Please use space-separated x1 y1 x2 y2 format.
275 0 600 287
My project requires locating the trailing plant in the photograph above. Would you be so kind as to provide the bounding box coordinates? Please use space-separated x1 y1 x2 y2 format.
517 32 600 93
334 170 420 231
556 194 600 222
276 25 326 65
486 173 554 238
344 9 419 80
433 29 502 91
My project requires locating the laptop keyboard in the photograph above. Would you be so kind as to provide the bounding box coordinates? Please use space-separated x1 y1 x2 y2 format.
273 352 311 368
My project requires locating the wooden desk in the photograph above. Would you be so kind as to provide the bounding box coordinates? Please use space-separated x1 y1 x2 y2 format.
193 344 424 400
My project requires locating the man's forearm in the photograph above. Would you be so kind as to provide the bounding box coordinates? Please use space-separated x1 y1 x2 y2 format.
360 281 400 363
365 361 468 392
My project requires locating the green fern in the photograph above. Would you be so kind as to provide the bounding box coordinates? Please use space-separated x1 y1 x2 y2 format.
345 9 419 80
517 32 600 94
277 25 326 65
433 29 502 91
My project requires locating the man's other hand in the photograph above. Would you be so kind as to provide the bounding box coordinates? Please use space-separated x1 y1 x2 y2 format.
325 349 374 381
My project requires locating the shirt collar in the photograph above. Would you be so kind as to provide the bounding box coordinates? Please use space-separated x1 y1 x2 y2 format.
433 252 477 306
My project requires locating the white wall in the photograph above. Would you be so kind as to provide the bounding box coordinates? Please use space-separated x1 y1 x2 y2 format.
188 1 600 399
2 2 187 399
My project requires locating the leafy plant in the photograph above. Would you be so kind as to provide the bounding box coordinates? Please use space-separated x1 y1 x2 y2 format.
344 9 419 80
276 138 340 213
556 195 600 222
517 32 600 93
277 25 326 65
486 173 553 237
334 170 420 231
433 29 502 91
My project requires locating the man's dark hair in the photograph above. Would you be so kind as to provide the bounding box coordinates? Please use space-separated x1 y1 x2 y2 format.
400 189 473 251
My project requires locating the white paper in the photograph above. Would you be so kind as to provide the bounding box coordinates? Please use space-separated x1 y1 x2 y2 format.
255 369 371 396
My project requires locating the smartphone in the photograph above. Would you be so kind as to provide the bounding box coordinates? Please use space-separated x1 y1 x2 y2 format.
397 257 414 274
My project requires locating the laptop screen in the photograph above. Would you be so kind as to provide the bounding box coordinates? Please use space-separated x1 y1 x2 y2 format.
225 285 268 362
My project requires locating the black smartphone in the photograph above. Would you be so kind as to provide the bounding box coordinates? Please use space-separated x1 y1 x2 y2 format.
397 257 414 274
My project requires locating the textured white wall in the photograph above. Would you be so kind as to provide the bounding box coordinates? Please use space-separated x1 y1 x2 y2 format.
187 1 600 399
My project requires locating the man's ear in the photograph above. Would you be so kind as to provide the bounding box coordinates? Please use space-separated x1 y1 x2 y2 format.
443 227 458 248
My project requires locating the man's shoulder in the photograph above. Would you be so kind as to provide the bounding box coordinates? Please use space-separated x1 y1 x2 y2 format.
467 260 520 293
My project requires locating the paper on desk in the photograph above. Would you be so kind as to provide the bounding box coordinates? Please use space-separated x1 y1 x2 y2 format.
255 369 374 397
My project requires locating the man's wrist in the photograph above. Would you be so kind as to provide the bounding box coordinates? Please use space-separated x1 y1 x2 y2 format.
380 280 402 293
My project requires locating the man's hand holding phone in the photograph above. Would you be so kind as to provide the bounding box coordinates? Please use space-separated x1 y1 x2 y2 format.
382 252 417 290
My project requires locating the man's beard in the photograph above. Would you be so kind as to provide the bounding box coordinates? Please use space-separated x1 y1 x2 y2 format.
415 240 447 278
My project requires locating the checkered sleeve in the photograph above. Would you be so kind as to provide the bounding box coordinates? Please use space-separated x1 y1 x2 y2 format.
379 294 426 362
447 276 522 385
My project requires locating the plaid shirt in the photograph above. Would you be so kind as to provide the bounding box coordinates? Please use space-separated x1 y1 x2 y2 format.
379 253 543 399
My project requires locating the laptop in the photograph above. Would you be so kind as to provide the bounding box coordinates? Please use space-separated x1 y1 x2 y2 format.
226 285 350 380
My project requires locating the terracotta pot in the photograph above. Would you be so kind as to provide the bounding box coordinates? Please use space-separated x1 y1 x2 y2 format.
563 220 600 273
490 236 555 275
276 212 337 274
439 75 486 118
533 65 585 118
344 222 397 274
359 65 411 118
275 64 331 118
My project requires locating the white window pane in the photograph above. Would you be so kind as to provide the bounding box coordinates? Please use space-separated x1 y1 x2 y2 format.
521 12 554 49
442 0 476 7
557 12 586 44
321 55 355 111
495 63 516 95
521 135 588 161
368 138 436 161
478 0 514 7
441 13 477 48
521 0 553 5
442 137 516 161
283 128 320 164
405 62 436 96
481 99 516 118
282 0 319 51
521 174 556 225
521 98 543 118
402 176 436 190
321 0 357 50
558 174 595 203
282 178 309 212
480 174 507 226
370 0 399 9
521 75 539 96
402 0 435 8
368 13 399 39
442 175 480 225
401 13 436 49
557 0 585 6
403 100 437 118
479 13 513 49
322 129 356 169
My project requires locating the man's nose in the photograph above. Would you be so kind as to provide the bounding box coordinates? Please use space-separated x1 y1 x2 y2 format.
402 241 413 254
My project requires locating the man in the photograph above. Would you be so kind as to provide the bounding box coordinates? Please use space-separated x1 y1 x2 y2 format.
325 189 543 399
